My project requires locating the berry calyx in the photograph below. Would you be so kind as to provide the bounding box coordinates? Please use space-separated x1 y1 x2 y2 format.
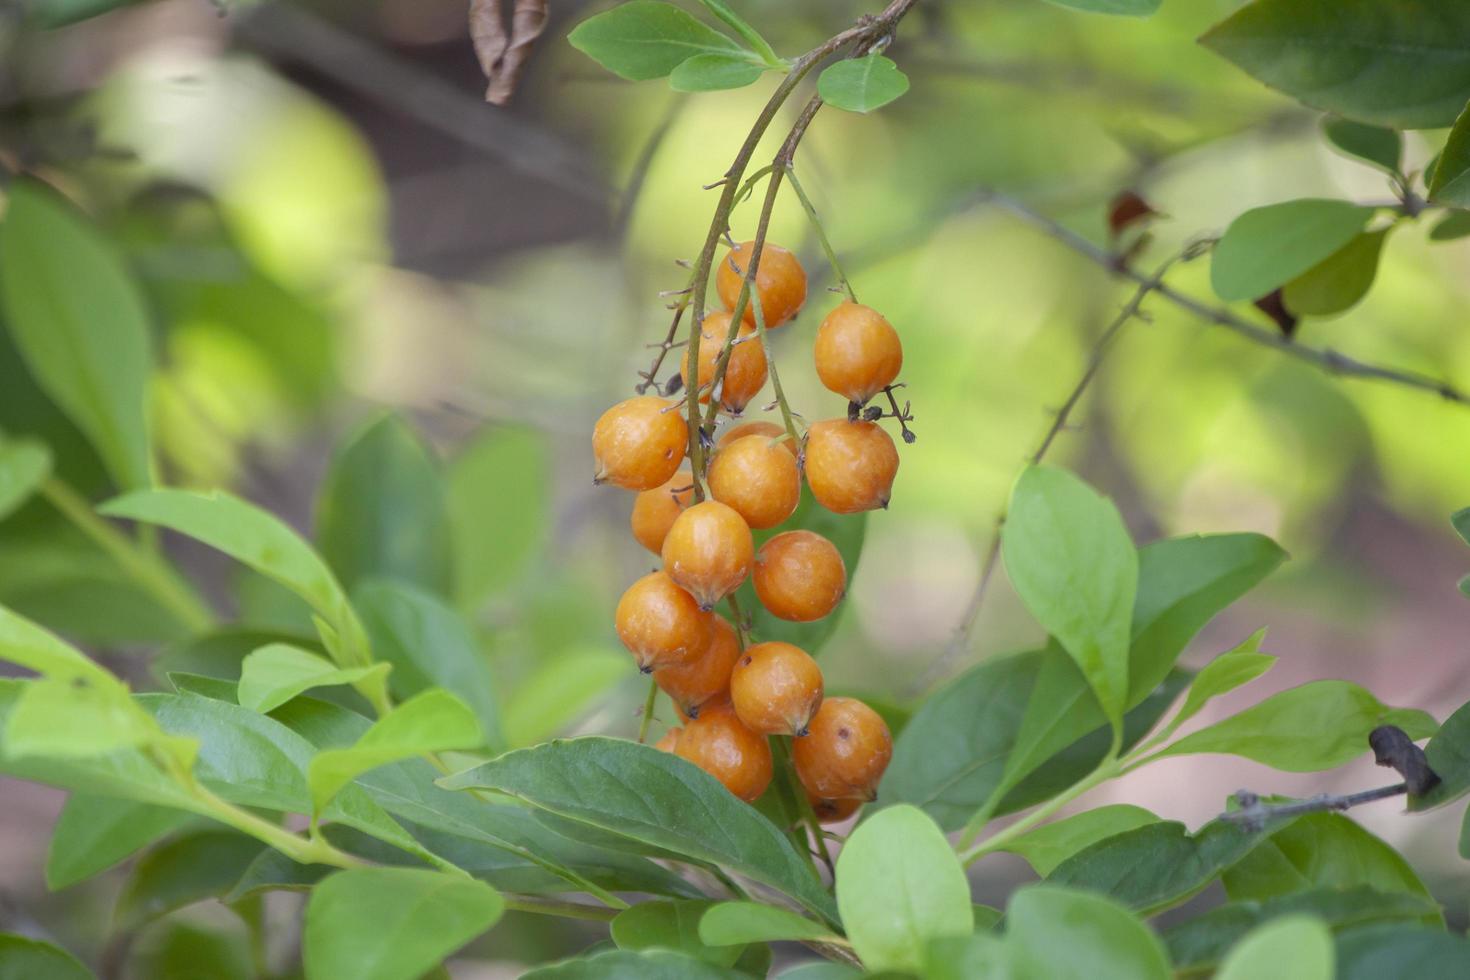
661 500 754 610
681 312 768 414
716 241 807 329
729 640 824 737
791 696 892 801
707 434 801 530
807 792 862 824
803 418 899 514
721 420 798 457
814 301 903 405
630 470 694 555
674 701 773 802
752 530 847 622
654 615 741 719
614 571 712 672
593 395 687 491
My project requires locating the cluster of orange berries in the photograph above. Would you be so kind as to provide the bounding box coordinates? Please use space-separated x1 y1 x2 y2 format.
593 240 902 821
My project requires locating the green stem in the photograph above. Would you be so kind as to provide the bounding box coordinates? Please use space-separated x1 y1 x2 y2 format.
190 784 365 869
959 752 1122 867
501 895 622 922
637 677 660 744
785 165 856 302
774 736 827 881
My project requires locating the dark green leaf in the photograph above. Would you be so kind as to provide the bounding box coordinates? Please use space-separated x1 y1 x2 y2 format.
521 949 748 979
568 1 746 82
612 900 741 966
448 426 548 606
129 920 252 980
1281 229 1388 316
697 902 835 946
670 54 764 92
1454 509 1470 548
1323 118 1403 173
46 794 196 890
1216 915 1332 980
774 965 862 980
1039 0 1159 15
1429 211 1470 242
817 55 910 114
0 438 49 521
115 830 266 929
1335 923 1470 980
1006 885 1170 980
1000 804 1159 876
225 847 331 901
0 933 93 980
1210 200 1375 302
1428 99 1470 206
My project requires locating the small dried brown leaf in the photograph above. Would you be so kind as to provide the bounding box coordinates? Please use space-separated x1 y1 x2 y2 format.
1252 288 1298 339
470 0 549 106
1108 190 1158 238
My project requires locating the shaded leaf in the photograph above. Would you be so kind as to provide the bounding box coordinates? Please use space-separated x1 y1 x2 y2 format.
448 426 548 606
522 949 747 979
0 933 93 980
0 438 50 521
1040 0 1159 14
1007 885 1170 980
697 902 834 946
1000 804 1159 877
116 830 266 929
1429 211 1470 242
1323 118 1403 173
1429 99 1470 207
1281 230 1388 316
612 900 741 967
1335 923 1470 980
46 794 196 890
1210 200 1375 302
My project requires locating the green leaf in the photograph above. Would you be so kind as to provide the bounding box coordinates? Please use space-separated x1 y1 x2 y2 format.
1006 885 1171 980
816 55 910 114
317 415 452 595
835 804 973 972
46 794 196 890
697 902 835 946
448 426 548 606
612 901 742 966
0 933 94 980
5 674 160 760
1000 804 1159 877
669 54 764 92
1039 0 1159 15
115 830 266 929
0 179 153 489
501 646 625 747
129 920 252 980
568 1 746 82
1323 118 1403 173
1429 210 1470 242
1455 508 1470 548
1210 200 1375 302
0 600 114 680
1200 0 1470 129
1428 99 1470 206
922 932 1011 980
521 949 748 979
691 0 780 66
304 867 503 980
1003 465 1137 725
1216 915 1333 980
308 689 483 815
437 736 837 922
775 965 862 980
237 643 389 715
1156 680 1436 771
1410 697 1470 811
354 580 504 752
224 848 331 901
1162 629 1276 737
0 437 50 521
1334 923 1470 980
1281 229 1388 316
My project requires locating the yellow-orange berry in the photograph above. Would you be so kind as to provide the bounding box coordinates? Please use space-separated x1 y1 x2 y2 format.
721 420 798 457
792 697 892 801
593 395 687 491
654 615 741 718
675 701 773 802
661 500 753 610
803 419 899 514
681 312 768 414
807 792 862 824
752 530 846 622
614 571 712 672
716 241 807 329
655 727 682 753
814 301 903 405
729 641 824 737
630 470 694 555
707 434 800 530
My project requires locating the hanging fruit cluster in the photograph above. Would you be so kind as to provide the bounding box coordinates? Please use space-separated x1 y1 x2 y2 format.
594 239 909 825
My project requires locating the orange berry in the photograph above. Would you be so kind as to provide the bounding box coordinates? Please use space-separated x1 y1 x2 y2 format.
654 615 741 718
807 792 862 824
716 241 807 329
707 435 800 530
675 701 773 802
803 419 899 514
721 420 798 458
630 470 694 554
681 312 768 414
729 641 824 737
661 500 753 610
593 395 687 491
814 301 902 405
655 727 682 753
752 530 846 622
792 697 892 801
614 571 712 672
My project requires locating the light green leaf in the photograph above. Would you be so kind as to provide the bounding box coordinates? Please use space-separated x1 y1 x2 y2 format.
1000 804 1159 877
1007 885 1171 980
568 1 745 82
1281 230 1389 316
448 426 548 606
115 830 266 929
5 674 158 760
1322 118 1403 174
692 0 780 66
1200 0 1470 129
1429 99 1470 207
237 643 389 715
698 902 836 946
0 602 112 680
1003 465 1136 725
612 900 741 966
1210 200 1375 302
1039 0 1159 15
46 794 196 890
0 933 94 980
1215 916 1333 980
501 646 625 747
304 867 503 980
817 55 910 114
0 438 50 521
1161 629 1276 737
0 179 153 489
835 804 972 972
669 53 764 92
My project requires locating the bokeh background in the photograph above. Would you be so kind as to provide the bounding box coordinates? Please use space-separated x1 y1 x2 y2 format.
2 0 1469 974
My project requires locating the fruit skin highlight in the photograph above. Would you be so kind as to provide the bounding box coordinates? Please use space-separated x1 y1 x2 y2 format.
716 241 807 329
803 418 900 514
630 470 694 555
614 571 713 672
708 434 801 530
814 301 903 404
792 696 893 801
752 530 847 622
661 500 754 610
730 640 825 737
592 395 687 491
674 701 774 802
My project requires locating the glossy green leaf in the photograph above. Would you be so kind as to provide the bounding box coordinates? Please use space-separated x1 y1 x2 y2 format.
817 55 910 114
1157 680 1436 771
612 901 741 966
0 933 93 980
1003 465 1137 724
46 794 196 890
1334 923 1470 980
697 902 835 946
237 643 388 715
1216 915 1333 980
835 805 973 972
568 1 745 81
1210 200 1375 302
669 54 764 92
1200 0 1470 129
1281 229 1388 316
1000 804 1159 876
1039 0 1159 15
448 426 548 606
0 179 153 489
0 438 49 521
501 646 625 747
1161 629 1275 737
1429 210 1470 242
304 867 503 980
438 736 837 922
1323 118 1403 173
115 830 266 929
1428 100 1470 206
522 949 748 979
1006 885 1171 980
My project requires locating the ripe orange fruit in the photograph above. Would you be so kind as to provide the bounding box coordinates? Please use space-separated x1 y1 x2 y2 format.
803 419 899 514
630 470 694 555
814 301 902 405
752 530 846 622
614 571 712 672
807 792 861 824
716 241 807 329
721 420 798 457
593 395 687 491
675 701 773 802
654 615 741 719
729 641 824 737
655 727 682 753
791 697 892 801
707 434 800 530
661 500 753 609
681 312 768 414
